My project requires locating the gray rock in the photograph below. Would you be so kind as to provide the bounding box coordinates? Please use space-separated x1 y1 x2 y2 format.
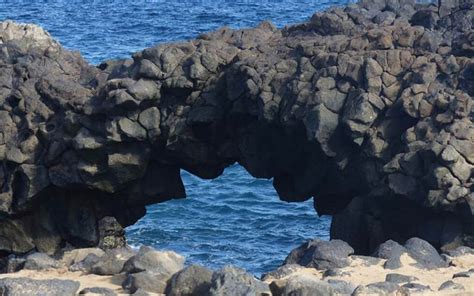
23 253 61 270
61 247 105 266
79 287 117 296
0 278 80 296
284 239 354 270
209 266 270 296
453 271 472 278
282 274 335 296
166 265 214 296
445 246 474 257
132 289 153 296
98 217 126 250
262 264 304 281
327 279 357 294
69 253 102 272
122 246 184 275
352 282 400 295
438 280 464 291
323 268 351 278
91 248 135 276
385 273 418 284
373 240 407 269
401 282 432 293
122 270 168 294
404 238 448 269
374 240 408 259
4 256 26 273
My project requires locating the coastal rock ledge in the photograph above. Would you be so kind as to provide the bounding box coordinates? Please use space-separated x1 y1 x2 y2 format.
0 0 473 257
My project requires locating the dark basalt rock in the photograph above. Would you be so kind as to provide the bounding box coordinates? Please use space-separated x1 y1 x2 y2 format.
122 270 168 294
0 278 80 296
327 279 357 295
121 246 184 275
385 273 418 284
69 253 102 273
91 248 135 276
208 266 270 296
0 0 473 257
401 282 432 293
280 274 335 296
261 264 304 281
404 237 448 269
453 270 473 278
2 256 25 273
284 239 354 270
23 253 61 271
438 280 464 291
352 281 400 296
445 246 474 257
166 265 214 296
79 287 117 296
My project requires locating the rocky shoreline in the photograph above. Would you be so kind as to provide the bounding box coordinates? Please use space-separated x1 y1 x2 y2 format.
0 0 472 257
0 237 473 295
0 0 473 294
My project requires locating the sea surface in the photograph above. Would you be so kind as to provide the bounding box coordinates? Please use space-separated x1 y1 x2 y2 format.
0 0 353 275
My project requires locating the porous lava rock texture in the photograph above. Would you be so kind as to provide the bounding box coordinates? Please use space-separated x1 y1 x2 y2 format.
0 0 472 255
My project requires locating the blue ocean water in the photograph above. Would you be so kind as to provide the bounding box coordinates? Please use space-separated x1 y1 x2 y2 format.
0 0 351 275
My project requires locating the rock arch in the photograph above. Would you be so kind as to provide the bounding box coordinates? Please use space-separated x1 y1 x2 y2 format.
0 0 472 256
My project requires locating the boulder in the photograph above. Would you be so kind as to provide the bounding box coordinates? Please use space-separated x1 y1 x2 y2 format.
327 279 357 294
98 217 126 250
445 246 474 257
3 256 26 273
281 274 335 296
79 287 117 296
122 246 184 275
404 238 448 269
352 282 400 295
166 265 214 296
284 239 354 270
122 270 168 294
91 248 135 275
385 273 418 284
23 253 61 270
438 280 464 291
0 278 80 296
208 266 270 296
401 282 432 293
69 253 102 272
373 240 408 269
61 248 105 267
261 264 304 281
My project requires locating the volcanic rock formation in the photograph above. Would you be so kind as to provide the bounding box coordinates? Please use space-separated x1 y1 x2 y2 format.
0 0 472 256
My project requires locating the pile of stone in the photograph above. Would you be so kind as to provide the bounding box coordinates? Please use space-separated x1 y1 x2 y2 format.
265 237 474 295
0 245 271 296
0 237 473 295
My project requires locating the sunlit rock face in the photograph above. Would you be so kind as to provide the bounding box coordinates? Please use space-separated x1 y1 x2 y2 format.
0 0 472 255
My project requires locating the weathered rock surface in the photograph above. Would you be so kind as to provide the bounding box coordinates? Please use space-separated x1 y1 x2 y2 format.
208 266 270 296
0 278 80 296
279 274 335 296
122 270 168 294
0 0 472 256
166 265 214 296
79 287 117 296
284 239 354 269
122 246 184 275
